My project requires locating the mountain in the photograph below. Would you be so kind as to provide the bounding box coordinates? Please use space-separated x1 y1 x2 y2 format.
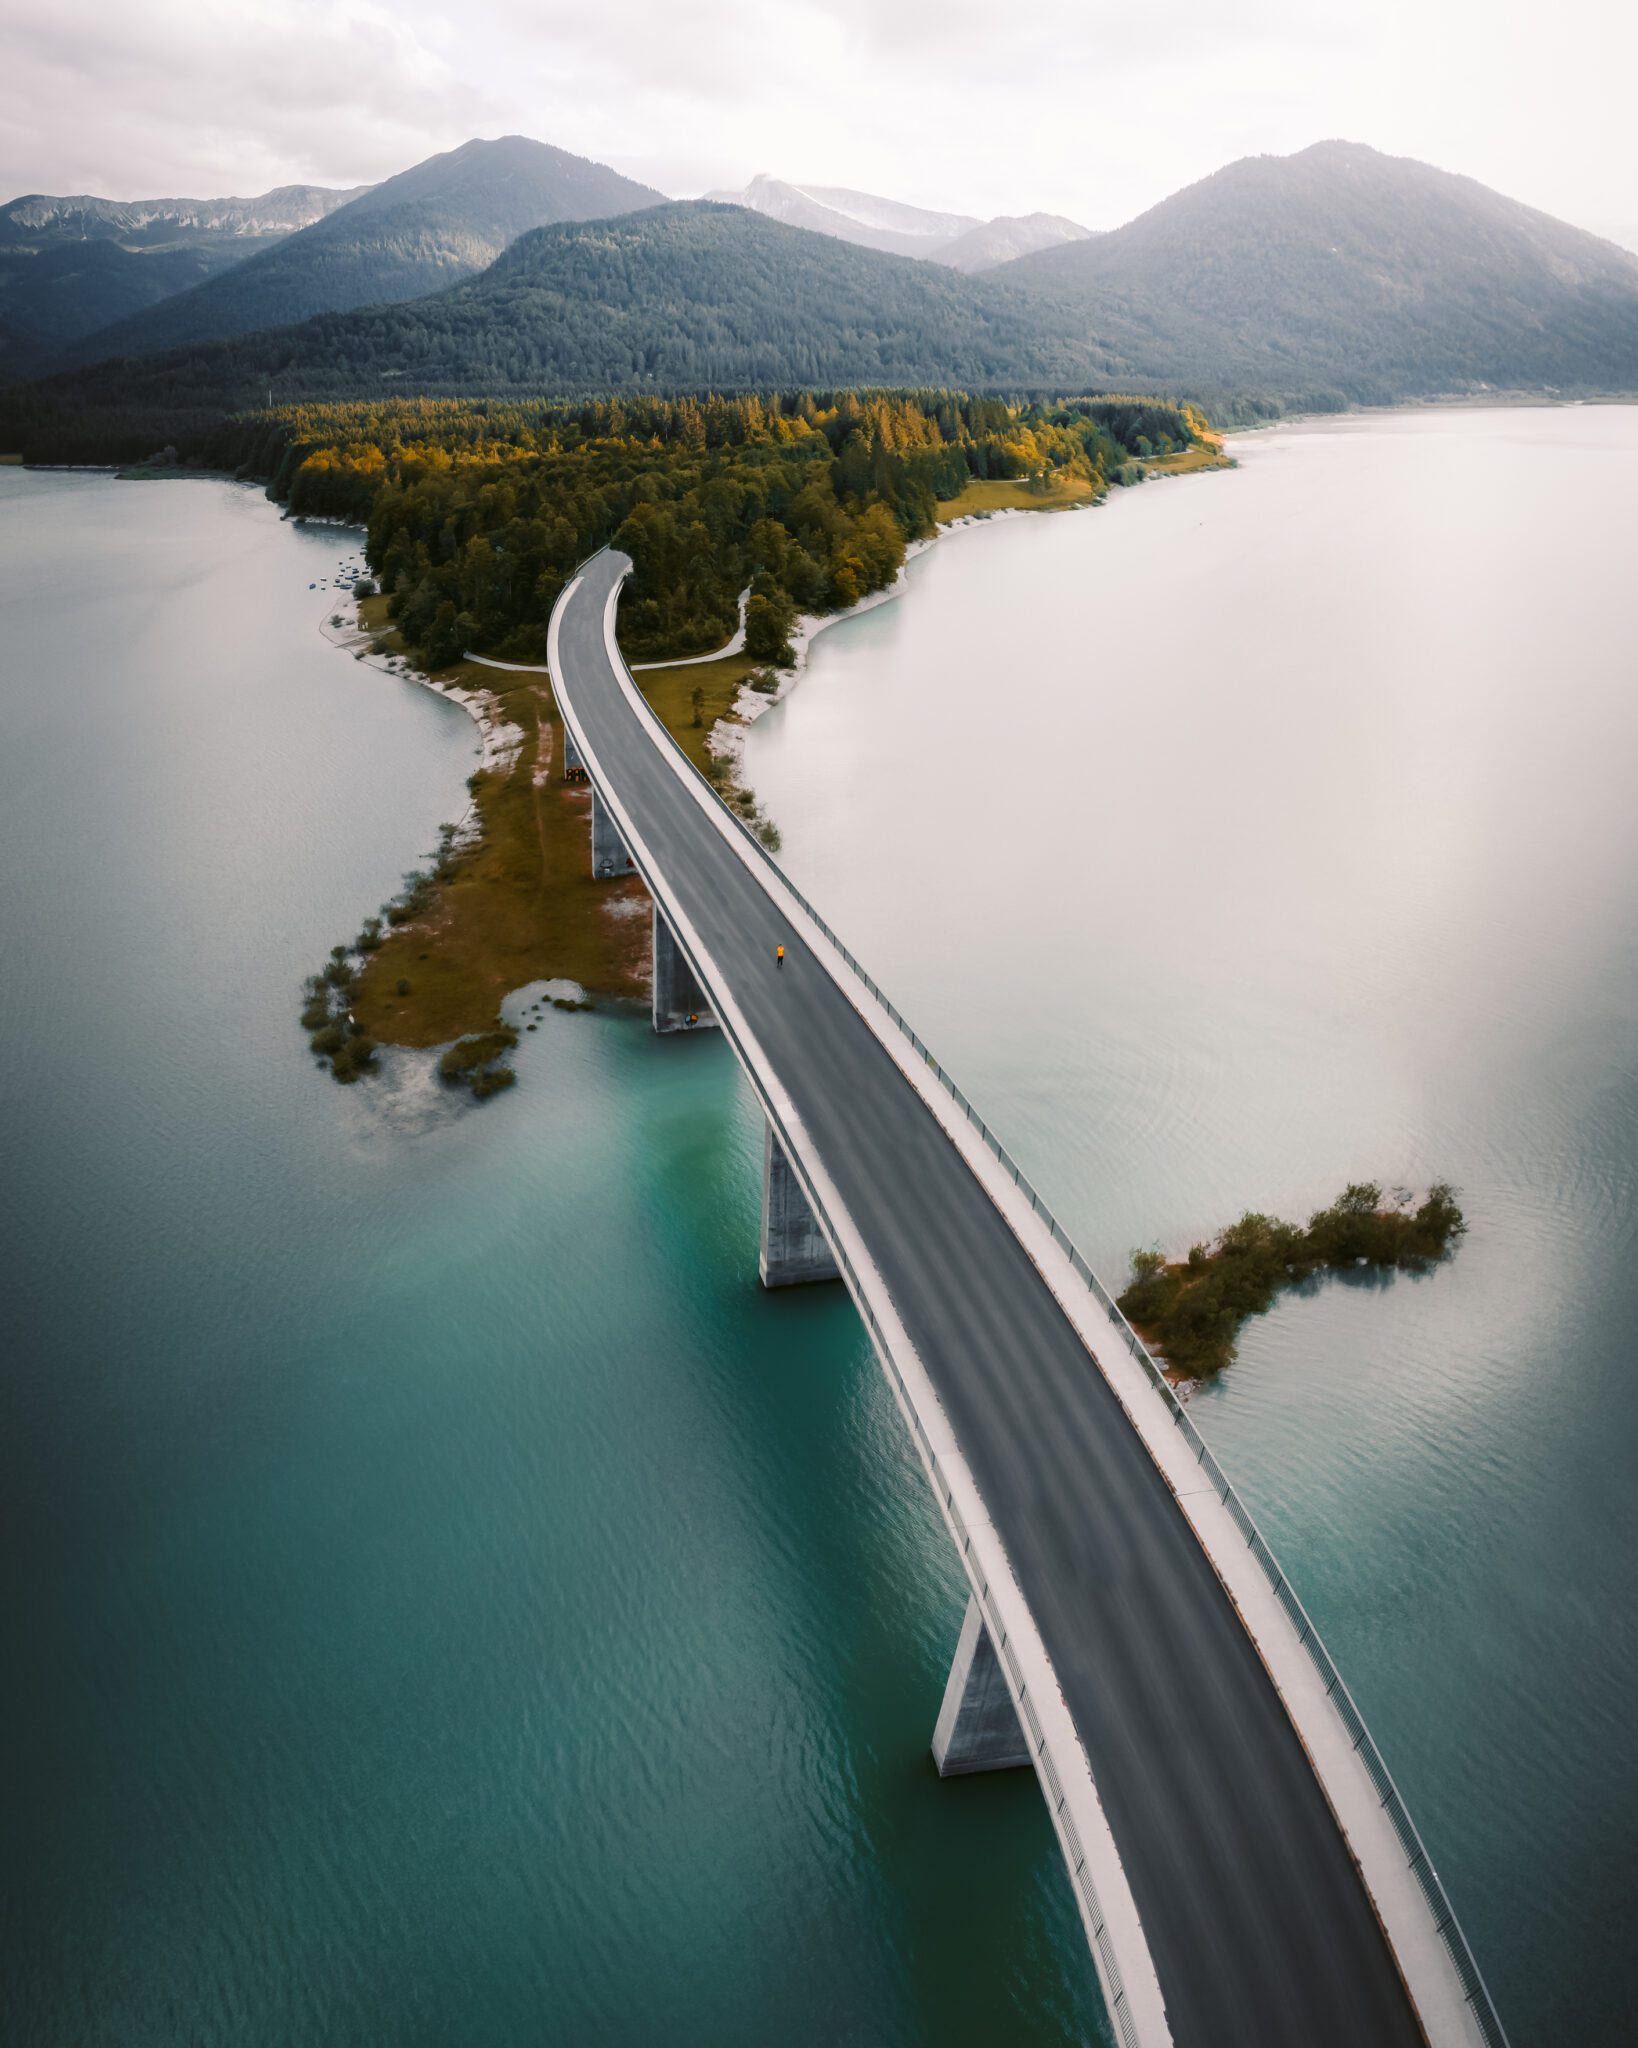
704 174 1092 272
940 213 1095 272
0 182 366 375
995 140 1638 402
6 202 1136 455
62 137 665 366
701 174 980 258
0 184 366 251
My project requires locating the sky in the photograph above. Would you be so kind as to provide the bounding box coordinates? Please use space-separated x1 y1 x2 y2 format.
2 0 1634 245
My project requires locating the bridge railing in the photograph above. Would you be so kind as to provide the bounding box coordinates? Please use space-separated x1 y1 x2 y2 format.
583 577 1509 2048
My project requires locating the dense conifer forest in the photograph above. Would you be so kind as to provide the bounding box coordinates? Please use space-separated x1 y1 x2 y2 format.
214 389 1203 667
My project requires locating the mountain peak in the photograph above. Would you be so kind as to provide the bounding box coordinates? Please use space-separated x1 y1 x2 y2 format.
994 142 1638 400
63 136 665 366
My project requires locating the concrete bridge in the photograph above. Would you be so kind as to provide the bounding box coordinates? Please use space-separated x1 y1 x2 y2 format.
545 550 1509 2048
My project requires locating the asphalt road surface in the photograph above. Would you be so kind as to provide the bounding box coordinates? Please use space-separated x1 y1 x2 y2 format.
556 551 1427 2048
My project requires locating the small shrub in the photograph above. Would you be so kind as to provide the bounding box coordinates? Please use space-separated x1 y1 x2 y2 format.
396 978 411 997
309 1022 346 1056
438 1023 519 1082
331 1035 377 1083
353 578 376 598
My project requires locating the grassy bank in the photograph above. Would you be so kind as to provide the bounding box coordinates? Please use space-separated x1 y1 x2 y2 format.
347 624 649 1050
1140 436 1234 477
314 615 773 1083
936 474 1097 521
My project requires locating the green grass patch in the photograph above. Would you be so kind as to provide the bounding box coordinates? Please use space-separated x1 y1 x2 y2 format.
1140 441 1234 477
637 653 761 776
1118 1182 1467 1376
936 474 1096 522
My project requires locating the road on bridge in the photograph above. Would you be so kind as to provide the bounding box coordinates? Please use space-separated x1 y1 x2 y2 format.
554 550 1427 2048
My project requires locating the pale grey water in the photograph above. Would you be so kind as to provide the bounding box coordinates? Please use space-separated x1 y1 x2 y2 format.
2 409 1633 2048
743 404 1638 2044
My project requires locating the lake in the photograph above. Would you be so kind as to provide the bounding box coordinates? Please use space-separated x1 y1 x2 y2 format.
2 407 1634 2045
743 404 1638 2046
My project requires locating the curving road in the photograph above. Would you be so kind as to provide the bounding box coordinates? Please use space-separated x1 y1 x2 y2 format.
552 550 1430 2048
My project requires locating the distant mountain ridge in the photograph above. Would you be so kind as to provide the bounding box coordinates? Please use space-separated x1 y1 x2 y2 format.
7 202 1135 453
0 184 369 249
8 138 1638 448
995 140 1638 401
941 213 1098 272
703 173 1092 270
0 181 370 377
58 137 666 366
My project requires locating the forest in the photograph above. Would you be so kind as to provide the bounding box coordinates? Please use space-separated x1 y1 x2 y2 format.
206 388 1206 668
0 204 1146 464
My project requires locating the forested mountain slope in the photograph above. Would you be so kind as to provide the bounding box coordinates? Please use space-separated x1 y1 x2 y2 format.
0 182 366 376
997 141 1638 402
6 203 1136 457
63 138 664 364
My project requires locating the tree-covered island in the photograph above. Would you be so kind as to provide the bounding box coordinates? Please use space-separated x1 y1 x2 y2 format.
1118 1183 1468 1377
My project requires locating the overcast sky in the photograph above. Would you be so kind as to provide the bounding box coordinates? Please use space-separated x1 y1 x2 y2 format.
3 0 1634 243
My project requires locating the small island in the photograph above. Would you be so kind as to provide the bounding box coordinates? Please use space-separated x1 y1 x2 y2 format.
1117 1182 1467 1377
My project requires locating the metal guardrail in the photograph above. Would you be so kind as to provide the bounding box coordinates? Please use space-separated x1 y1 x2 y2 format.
559 560 1509 2048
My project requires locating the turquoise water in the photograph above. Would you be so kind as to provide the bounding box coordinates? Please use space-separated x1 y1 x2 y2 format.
0 472 1099 2046
4 409 1634 2045
744 406 1638 2046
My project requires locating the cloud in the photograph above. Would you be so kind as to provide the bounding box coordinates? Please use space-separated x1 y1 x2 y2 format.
0 0 1631 240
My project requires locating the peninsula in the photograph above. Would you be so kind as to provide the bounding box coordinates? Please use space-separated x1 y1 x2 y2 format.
271 390 1223 1089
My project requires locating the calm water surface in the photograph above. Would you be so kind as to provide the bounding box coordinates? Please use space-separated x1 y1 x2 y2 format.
0 470 1095 2048
3 408 1634 2046
745 405 1638 2046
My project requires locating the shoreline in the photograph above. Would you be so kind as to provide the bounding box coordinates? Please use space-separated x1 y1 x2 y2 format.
310 448 1233 1086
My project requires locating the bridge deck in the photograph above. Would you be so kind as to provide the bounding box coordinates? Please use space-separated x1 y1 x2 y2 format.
553 551 1427 2048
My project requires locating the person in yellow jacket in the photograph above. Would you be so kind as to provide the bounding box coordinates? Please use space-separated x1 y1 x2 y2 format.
776 945 785 968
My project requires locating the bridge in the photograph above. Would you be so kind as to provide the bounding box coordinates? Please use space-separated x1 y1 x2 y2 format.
544 550 1508 2048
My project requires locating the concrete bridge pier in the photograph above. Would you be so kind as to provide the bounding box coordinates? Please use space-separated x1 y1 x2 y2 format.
652 905 716 1034
759 1121 840 1288
932 1595 1032 1776
591 788 636 878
